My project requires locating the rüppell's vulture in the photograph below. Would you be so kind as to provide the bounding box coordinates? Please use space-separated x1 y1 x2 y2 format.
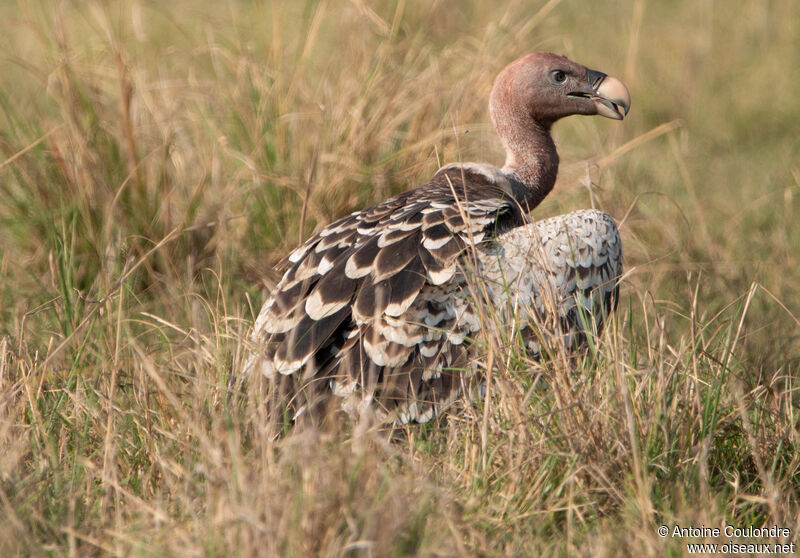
244 52 631 426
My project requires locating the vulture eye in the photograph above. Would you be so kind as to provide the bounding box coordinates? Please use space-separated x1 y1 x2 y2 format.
551 70 567 84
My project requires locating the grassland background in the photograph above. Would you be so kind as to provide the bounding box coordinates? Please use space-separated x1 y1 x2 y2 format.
0 0 798 556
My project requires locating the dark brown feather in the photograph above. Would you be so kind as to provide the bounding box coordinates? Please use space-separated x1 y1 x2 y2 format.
274 306 350 372
384 256 427 317
346 235 381 277
307 263 358 314
373 231 421 282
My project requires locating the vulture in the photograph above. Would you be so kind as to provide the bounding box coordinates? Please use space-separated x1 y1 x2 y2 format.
244 52 630 426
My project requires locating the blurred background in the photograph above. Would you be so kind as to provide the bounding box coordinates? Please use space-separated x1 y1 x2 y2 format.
1 0 798 554
2 0 797 365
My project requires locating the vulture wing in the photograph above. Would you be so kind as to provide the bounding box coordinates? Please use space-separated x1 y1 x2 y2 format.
247 164 526 423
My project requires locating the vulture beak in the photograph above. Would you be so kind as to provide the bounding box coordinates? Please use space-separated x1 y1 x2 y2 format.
570 69 631 120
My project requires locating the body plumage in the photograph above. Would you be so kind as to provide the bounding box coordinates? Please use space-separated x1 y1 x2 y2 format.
244 52 630 425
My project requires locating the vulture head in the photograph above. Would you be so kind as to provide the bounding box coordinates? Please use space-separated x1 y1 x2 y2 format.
489 52 631 131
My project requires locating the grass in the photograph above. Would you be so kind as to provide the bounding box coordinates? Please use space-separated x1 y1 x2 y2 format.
1 0 798 555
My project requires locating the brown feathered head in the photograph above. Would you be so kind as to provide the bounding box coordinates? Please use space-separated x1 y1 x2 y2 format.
489 52 630 132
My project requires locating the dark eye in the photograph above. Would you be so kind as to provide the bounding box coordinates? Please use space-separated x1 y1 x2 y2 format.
551 70 567 84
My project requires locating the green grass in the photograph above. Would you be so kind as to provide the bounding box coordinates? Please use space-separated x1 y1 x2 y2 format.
1 0 798 555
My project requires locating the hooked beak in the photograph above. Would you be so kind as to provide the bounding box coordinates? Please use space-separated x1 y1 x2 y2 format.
570 69 631 120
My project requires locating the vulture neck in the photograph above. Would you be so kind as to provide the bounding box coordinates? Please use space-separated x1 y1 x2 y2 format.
500 119 559 213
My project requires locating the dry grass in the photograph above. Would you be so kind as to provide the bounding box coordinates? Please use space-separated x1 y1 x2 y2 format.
1 0 798 556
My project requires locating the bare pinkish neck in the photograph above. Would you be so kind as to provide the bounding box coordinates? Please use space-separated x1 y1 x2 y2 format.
499 119 560 213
